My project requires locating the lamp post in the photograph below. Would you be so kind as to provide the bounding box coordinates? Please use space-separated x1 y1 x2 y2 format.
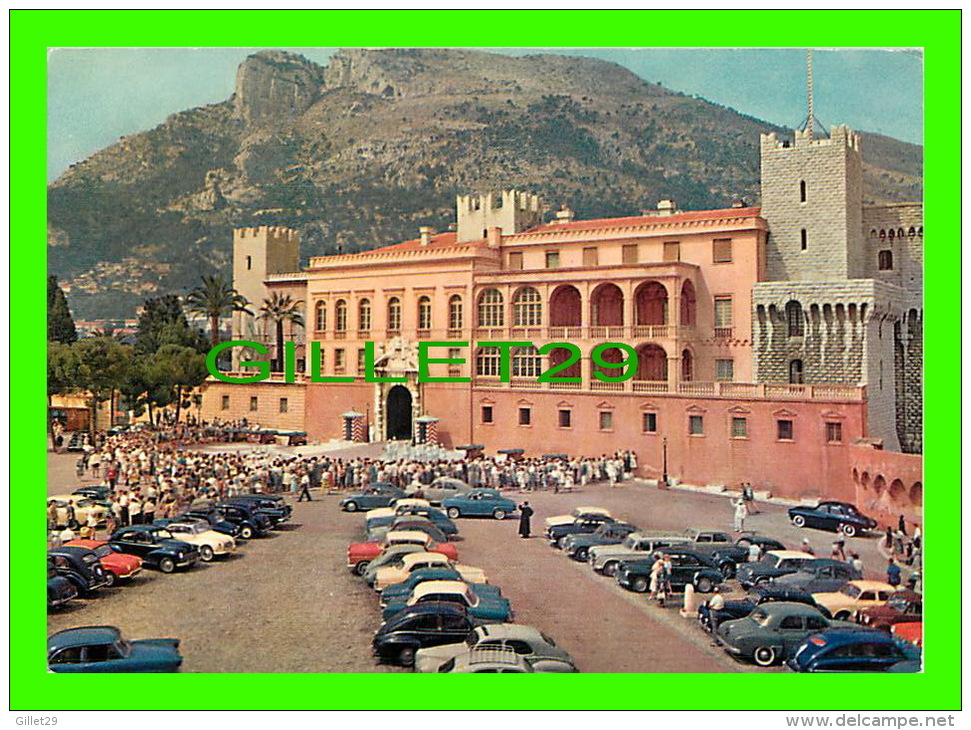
661 436 668 487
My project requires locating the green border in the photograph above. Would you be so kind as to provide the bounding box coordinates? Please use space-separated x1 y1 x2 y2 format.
14 9 959 710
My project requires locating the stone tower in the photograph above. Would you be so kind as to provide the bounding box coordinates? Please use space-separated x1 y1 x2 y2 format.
231 225 300 348
455 190 543 243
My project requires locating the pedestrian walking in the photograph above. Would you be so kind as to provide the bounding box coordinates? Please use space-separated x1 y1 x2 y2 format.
518 501 533 538
897 515 907 536
831 539 846 562
733 498 747 532
886 558 901 587
851 553 863 574
297 472 313 502
707 587 726 637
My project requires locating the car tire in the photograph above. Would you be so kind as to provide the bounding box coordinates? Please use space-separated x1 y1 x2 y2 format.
835 611 851 621
720 563 736 579
398 646 416 666
792 515 806 528
102 571 116 588
576 548 589 561
493 509 506 520
840 524 857 538
240 525 254 540
631 576 649 593
603 562 619 577
199 545 214 562
447 507 460 519
557 536 569 549
344 501 358 513
158 557 176 574
753 646 778 667
696 576 714 593
355 560 370 576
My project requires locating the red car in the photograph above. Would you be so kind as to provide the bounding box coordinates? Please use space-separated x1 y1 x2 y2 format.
891 621 922 649
347 530 459 575
65 539 142 586
856 589 923 631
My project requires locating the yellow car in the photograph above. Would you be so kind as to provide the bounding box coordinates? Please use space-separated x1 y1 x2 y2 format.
48 495 109 528
543 507 611 530
165 521 236 562
373 551 488 591
812 580 897 620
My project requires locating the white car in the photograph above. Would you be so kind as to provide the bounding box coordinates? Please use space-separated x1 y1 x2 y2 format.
589 533 687 576
543 506 611 530
164 521 236 562
415 623 577 673
373 551 487 591
48 494 109 528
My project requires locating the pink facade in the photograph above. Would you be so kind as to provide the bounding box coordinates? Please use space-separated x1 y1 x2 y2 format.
849 443 923 524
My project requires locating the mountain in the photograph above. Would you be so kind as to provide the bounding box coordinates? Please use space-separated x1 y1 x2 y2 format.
48 48 923 319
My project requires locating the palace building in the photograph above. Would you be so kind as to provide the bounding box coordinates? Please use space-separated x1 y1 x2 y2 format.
201 123 923 516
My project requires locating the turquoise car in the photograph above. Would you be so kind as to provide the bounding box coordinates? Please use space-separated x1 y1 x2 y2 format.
442 489 519 520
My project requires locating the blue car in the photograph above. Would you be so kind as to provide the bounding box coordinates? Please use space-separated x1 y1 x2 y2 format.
395 505 459 537
787 501 877 538
381 579 513 622
787 628 920 672
47 558 78 610
48 626 183 673
340 483 405 512
442 489 518 520
380 567 502 607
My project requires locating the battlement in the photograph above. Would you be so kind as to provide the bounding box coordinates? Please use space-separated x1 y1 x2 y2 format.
455 189 544 243
761 125 861 154
234 225 300 242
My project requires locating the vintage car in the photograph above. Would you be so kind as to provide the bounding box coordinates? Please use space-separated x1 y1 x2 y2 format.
787 501 877 537
677 529 735 554
64 539 142 586
230 494 292 523
163 521 236 562
372 602 477 666
812 580 897 620
347 531 458 576
709 535 788 578
47 558 79 609
362 544 430 586
436 646 535 673
787 627 920 672
49 547 111 596
857 590 923 631
48 494 109 529
616 548 724 594
771 559 863 594
405 477 473 505
716 602 855 666
699 584 829 632
108 525 200 573
380 568 502 607
442 489 518 520
548 513 617 548
891 621 923 649
373 551 487 591
212 502 272 539
381 580 512 622
392 498 433 511
223 498 285 527
393 505 459 536
562 522 638 562
415 622 577 673
590 533 687 576
73 485 112 501
735 550 817 589
366 517 451 545
167 510 241 539
340 483 406 512
544 506 612 530
48 626 183 673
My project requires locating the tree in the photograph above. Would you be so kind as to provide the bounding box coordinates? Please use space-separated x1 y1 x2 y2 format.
145 345 209 424
47 340 81 439
47 275 77 343
184 274 252 349
258 292 304 372
74 337 133 432
135 295 207 355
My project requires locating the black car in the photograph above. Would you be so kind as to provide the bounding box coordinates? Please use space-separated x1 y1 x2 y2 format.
372 601 477 667
49 547 111 596
236 493 293 519
562 522 638 562
108 525 200 573
73 485 113 501
772 559 863 595
213 503 272 539
547 515 616 548
616 548 723 594
787 501 877 538
226 496 289 525
48 558 79 609
709 535 788 578
174 510 242 539
736 551 819 590
698 584 829 632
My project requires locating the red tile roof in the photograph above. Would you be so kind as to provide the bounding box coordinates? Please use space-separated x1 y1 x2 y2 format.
371 231 478 253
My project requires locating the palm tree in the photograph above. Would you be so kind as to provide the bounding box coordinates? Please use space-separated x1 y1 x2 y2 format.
185 274 252 349
258 293 305 372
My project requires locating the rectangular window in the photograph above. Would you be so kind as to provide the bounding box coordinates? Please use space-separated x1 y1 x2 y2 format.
518 407 531 426
246 255 252 271
663 241 681 262
334 348 345 373
448 348 463 377
714 296 733 337
826 422 843 443
599 411 613 430
508 252 523 270
622 244 639 264
481 406 494 424
689 414 704 435
221 395 230 411
357 348 366 376
279 398 288 414
716 359 735 381
583 246 598 266
800 180 807 202
545 251 560 269
801 229 808 251
777 419 794 441
249 396 258 412
642 412 657 433
713 238 733 263
558 409 572 428
731 417 748 439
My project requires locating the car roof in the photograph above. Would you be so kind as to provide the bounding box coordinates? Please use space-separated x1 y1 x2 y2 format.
846 580 897 591
412 581 468 599
817 501 856 508
394 498 432 508
749 584 814 598
115 524 165 533
386 530 431 544
401 552 449 568
366 507 396 519
49 546 92 557
752 601 826 617
574 506 611 516
388 601 469 621
808 627 895 647
475 623 545 641
767 550 815 559
48 625 121 650
63 539 105 549
629 532 685 542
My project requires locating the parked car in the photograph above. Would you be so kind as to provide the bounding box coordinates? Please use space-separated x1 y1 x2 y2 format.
64 539 142 586
717 602 855 666
340 483 405 512
48 626 183 673
699 584 830 632
787 501 877 537
590 533 687 577
562 522 638 562
108 525 200 573
366 517 450 545
362 544 430 586
347 531 459 576
212 502 272 539
167 510 241 539
48 495 109 529
709 535 788 578
544 506 612 530
442 489 518 520
415 623 577 673
372 602 477 666
617 548 723 594
393 505 459 537
163 521 236 562
47 558 78 609
380 568 502 607
224 498 285 527
231 494 292 523
891 621 923 649
771 559 863 594
49 547 111 596
405 477 473 505
381 580 512 622
73 485 112 501
735 550 817 589
856 589 922 630
787 628 920 672
813 580 897 620
677 529 735 554
373 551 487 591
548 514 617 548
436 646 534 673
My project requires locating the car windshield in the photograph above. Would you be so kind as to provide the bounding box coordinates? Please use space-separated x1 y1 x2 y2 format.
622 536 638 549
154 529 174 540
840 584 862 598
92 545 113 559
171 523 204 535
887 597 910 611
763 554 782 567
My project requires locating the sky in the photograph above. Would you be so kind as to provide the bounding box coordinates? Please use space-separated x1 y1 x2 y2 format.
47 47 923 182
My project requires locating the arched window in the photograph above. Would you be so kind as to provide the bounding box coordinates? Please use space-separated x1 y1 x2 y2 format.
511 346 542 377
314 301 327 332
789 359 804 384
477 289 504 327
448 295 463 331
681 349 693 382
387 297 401 332
358 299 371 332
878 250 893 271
475 346 501 376
680 280 697 326
513 287 542 326
418 296 432 331
786 301 804 337
335 300 347 332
